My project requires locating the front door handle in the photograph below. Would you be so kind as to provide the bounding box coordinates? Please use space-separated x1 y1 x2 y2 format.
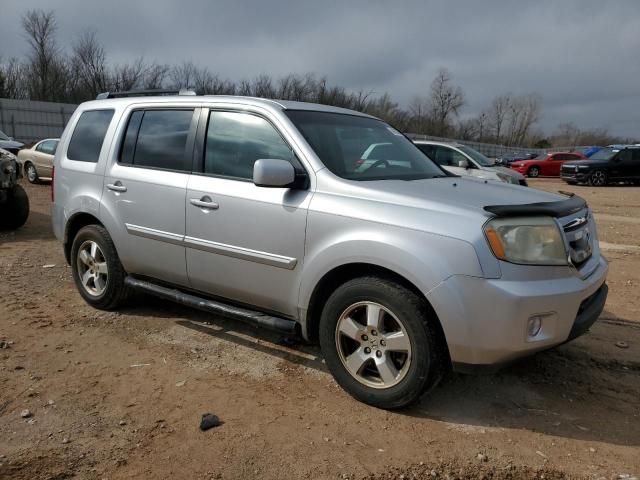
107 182 127 192
190 196 219 210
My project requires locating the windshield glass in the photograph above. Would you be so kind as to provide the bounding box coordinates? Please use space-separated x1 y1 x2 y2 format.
0 130 10 141
285 110 447 181
533 152 550 160
458 145 494 166
589 148 618 161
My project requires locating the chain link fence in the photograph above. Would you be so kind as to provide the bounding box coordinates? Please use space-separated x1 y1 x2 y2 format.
0 98 77 146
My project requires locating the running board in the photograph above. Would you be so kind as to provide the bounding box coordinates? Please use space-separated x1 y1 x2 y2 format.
124 277 298 334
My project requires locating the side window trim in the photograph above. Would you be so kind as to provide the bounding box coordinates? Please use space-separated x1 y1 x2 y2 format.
193 107 306 182
116 107 200 173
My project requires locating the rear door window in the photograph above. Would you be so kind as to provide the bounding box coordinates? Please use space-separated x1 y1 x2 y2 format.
120 109 194 171
67 109 114 162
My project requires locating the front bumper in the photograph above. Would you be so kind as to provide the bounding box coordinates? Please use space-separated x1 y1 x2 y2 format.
426 256 608 368
561 172 589 183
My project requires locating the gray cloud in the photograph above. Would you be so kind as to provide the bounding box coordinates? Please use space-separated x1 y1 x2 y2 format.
1 0 639 137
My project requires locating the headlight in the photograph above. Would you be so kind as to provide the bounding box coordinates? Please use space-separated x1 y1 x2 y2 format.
512 163 524 168
484 217 568 265
495 172 512 183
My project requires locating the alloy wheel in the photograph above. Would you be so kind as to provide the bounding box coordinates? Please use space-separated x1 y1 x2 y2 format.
334 301 412 389
26 164 37 182
528 167 539 177
76 240 109 296
591 171 606 186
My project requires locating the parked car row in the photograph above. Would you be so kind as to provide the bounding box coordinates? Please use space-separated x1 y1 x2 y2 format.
509 151 587 178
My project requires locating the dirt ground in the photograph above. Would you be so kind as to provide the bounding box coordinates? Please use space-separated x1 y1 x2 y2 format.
1 179 638 480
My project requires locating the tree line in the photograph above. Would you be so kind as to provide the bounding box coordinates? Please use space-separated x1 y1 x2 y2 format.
0 9 632 148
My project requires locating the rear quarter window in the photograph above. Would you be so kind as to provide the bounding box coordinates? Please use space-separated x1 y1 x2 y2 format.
67 110 115 162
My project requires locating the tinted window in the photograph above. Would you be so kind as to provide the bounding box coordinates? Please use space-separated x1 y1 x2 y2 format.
131 110 193 170
204 111 292 180
119 111 144 165
67 110 114 162
285 110 444 181
416 144 435 158
431 145 468 167
37 140 58 155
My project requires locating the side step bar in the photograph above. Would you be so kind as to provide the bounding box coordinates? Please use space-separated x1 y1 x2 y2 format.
124 277 298 334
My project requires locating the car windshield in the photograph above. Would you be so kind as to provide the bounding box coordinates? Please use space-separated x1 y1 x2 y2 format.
285 110 447 181
0 130 10 141
457 145 494 167
533 153 549 160
589 148 618 161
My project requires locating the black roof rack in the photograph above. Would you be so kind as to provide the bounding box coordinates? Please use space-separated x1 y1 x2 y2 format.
96 89 197 100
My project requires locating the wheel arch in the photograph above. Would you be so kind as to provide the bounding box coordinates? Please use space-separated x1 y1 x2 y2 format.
302 262 450 364
63 212 104 264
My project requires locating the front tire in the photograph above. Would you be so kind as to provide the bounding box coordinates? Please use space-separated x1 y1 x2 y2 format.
319 276 446 409
24 162 39 184
527 166 540 178
0 185 30 229
70 225 130 310
589 170 608 186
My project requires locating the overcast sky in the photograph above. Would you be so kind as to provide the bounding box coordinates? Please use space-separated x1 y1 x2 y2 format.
1 0 639 137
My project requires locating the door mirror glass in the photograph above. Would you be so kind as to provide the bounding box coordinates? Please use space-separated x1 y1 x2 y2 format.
457 159 469 169
253 159 296 188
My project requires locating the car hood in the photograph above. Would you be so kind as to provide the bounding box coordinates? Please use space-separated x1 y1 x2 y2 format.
563 159 607 167
353 175 563 218
0 139 25 150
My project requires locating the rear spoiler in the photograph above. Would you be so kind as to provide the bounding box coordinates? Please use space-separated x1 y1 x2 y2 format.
483 194 587 218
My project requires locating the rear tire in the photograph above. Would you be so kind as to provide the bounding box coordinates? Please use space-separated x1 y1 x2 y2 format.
24 162 39 184
0 185 30 229
527 166 540 178
319 276 446 409
70 225 130 310
589 170 608 186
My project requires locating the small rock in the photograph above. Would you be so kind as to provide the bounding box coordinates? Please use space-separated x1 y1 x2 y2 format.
175 380 186 387
589 447 596 453
62 437 70 444
46 400 55 406
199 413 221 431
431 470 438 477
42 264 56 268
119 420 127 426
477 453 488 462
323 437 330 442
615 341 629 349
20 409 32 418
536 451 548 459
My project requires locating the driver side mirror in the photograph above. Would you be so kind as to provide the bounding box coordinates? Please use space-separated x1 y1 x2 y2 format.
253 159 298 188
457 159 469 169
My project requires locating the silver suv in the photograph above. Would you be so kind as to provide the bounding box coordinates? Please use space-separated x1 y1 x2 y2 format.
52 91 608 409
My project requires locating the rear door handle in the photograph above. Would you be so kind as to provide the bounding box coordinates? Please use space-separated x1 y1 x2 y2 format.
190 196 219 210
107 182 127 192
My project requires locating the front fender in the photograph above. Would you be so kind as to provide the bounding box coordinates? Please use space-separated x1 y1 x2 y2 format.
298 213 484 315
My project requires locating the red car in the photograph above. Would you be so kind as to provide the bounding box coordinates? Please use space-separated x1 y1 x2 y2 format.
510 152 587 177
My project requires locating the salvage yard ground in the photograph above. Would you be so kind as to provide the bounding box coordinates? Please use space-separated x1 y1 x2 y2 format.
1 179 639 480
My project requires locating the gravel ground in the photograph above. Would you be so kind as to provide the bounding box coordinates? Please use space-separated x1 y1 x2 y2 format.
0 179 638 480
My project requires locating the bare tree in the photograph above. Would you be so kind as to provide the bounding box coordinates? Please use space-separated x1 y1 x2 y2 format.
22 9 67 100
142 63 170 90
503 94 540 146
428 68 465 136
487 94 510 143
71 31 108 98
110 57 146 91
0 58 29 99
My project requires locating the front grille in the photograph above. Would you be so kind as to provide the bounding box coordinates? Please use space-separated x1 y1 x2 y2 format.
563 214 593 267
562 165 579 174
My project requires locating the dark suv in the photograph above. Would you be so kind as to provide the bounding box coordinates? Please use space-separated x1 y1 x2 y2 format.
561 146 640 186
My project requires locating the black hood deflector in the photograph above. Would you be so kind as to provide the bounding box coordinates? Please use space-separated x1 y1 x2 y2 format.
484 194 587 218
